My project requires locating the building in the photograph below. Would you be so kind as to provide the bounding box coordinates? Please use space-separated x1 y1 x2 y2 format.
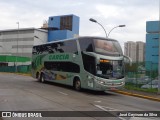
145 21 160 71
0 14 80 67
136 41 145 62
124 41 145 63
0 28 48 58
0 14 80 59
48 14 79 42
124 41 137 62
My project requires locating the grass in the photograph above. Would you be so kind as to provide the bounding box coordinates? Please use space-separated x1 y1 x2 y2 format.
125 83 158 93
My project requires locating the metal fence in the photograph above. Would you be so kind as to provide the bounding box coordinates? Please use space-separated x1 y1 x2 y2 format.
0 65 31 73
0 55 31 73
125 61 158 93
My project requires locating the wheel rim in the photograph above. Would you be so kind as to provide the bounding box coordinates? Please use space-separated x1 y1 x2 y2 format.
38 74 41 81
75 80 81 90
41 74 45 82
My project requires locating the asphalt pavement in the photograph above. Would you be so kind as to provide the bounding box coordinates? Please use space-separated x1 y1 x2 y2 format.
17 72 160 102
0 73 159 120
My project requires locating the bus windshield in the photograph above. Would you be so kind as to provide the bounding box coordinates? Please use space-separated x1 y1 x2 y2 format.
94 39 123 56
96 60 124 79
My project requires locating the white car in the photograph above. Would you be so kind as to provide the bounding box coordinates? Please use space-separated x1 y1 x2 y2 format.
141 80 158 89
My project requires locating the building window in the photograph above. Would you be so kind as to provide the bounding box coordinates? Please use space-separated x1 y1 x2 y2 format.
153 38 158 40
152 55 158 56
152 46 158 48
60 16 72 31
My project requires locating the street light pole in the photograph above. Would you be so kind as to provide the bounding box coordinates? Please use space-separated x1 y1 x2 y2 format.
89 18 108 38
89 18 125 38
15 22 19 72
108 25 126 37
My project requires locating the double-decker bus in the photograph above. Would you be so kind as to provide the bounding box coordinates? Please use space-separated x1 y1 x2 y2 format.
31 36 126 91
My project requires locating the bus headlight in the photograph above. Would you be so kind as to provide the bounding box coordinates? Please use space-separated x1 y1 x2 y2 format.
121 81 124 85
99 81 105 84
87 75 92 79
97 80 105 85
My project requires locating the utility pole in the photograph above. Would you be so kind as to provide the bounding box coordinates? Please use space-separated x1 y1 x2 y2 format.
15 22 19 72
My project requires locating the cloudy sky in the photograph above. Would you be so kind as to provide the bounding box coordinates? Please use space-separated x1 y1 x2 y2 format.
0 0 159 48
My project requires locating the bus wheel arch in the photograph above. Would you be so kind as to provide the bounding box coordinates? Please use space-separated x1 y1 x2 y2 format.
36 72 39 79
73 77 81 91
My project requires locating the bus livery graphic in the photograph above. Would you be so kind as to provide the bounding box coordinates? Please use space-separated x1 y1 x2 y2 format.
49 54 69 60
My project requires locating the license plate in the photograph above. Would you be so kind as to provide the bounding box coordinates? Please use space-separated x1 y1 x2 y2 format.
110 87 116 90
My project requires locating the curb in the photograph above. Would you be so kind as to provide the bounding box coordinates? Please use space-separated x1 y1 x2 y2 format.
113 90 160 102
16 73 31 76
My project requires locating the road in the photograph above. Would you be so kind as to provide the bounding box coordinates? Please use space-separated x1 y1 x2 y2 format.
0 73 159 120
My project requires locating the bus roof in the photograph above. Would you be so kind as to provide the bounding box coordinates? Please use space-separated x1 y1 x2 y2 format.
33 36 118 47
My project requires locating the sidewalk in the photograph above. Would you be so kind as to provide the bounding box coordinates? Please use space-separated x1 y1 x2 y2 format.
112 89 160 102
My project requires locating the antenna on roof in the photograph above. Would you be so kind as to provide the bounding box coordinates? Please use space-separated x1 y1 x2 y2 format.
41 20 48 29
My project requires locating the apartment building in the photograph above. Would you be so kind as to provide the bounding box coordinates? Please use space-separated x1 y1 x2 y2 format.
124 41 145 62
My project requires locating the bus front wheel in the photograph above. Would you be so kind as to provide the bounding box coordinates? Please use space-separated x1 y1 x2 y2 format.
74 79 81 91
40 73 45 83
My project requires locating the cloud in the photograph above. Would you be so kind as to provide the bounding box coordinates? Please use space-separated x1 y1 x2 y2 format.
89 1 159 43
0 0 159 47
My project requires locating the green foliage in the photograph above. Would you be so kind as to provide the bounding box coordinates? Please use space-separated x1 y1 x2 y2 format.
125 84 158 93
125 63 138 72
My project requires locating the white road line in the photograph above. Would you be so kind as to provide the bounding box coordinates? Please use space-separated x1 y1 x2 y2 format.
94 104 126 120
57 91 68 96
94 104 121 111
94 101 101 103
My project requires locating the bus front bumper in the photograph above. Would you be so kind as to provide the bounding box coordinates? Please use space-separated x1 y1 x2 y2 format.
94 78 125 91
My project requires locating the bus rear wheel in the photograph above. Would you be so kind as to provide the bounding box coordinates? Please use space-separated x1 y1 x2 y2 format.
74 79 81 91
36 72 41 82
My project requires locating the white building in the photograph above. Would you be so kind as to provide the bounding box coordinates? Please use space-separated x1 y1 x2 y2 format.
0 28 48 58
136 41 145 62
124 41 145 63
124 41 137 62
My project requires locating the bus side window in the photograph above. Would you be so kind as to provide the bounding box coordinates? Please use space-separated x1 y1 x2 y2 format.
82 53 96 75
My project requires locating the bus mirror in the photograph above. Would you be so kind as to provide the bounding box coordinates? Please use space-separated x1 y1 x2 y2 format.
123 55 132 66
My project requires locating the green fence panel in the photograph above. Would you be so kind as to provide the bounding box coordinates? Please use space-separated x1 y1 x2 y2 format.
0 65 31 73
0 66 15 72
0 55 31 62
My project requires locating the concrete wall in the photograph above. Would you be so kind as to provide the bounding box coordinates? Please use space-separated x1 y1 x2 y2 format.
0 28 47 58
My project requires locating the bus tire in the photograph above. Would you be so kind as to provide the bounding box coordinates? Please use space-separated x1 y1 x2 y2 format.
40 73 45 83
36 72 40 82
74 78 81 91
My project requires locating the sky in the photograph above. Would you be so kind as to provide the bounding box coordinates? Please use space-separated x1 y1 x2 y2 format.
0 0 159 49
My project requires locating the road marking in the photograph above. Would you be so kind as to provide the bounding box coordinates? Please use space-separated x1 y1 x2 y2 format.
94 104 126 120
94 101 101 103
57 91 68 96
94 104 120 111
